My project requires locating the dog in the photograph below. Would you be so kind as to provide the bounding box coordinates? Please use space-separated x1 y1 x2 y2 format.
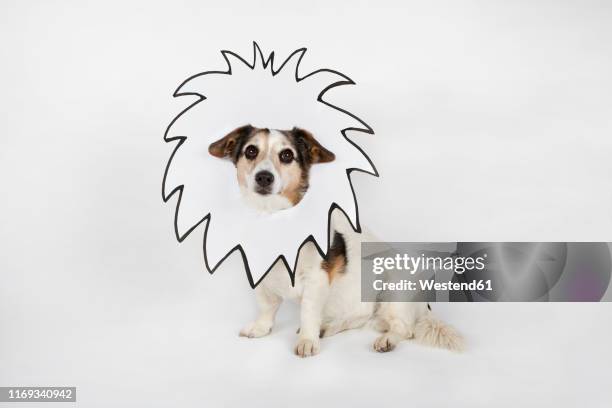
209 125 464 357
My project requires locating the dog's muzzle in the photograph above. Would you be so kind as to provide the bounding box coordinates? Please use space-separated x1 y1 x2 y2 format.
255 170 274 194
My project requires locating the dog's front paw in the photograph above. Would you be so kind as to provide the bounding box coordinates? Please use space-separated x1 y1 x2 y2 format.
373 334 398 353
239 321 272 338
294 337 320 358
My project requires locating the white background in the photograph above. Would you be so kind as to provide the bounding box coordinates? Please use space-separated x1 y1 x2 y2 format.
1 1 611 407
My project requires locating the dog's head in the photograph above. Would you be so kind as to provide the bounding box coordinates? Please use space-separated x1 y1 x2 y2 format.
209 125 335 212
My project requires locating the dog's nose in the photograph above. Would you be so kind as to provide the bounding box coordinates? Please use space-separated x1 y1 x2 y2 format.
255 170 274 187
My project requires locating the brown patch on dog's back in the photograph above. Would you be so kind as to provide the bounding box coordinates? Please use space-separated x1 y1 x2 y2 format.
321 232 347 283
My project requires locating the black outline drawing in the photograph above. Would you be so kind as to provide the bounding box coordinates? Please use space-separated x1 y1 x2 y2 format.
162 42 379 288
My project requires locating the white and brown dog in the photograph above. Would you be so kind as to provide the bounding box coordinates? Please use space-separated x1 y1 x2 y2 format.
209 125 464 357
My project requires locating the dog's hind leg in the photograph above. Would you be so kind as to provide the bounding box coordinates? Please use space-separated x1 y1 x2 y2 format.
372 319 410 352
240 284 282 338
372 302 423 352
320 315 370 338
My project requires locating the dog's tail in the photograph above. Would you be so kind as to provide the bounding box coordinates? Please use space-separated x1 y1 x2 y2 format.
414 312 465 352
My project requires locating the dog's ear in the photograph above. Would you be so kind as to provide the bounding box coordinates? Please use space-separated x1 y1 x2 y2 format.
292 127 335 164
209 125 253 160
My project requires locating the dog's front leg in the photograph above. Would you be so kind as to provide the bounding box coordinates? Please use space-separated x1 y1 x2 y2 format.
294 269 329 357
240 285 282 338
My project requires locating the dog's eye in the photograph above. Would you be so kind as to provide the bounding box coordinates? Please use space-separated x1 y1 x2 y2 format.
279 149 294 164
244 145 258 160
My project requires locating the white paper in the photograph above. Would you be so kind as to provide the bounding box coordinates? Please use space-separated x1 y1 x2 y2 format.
162 43 377 286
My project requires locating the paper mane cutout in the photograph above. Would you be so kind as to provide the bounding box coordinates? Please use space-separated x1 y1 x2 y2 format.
162 43 378 287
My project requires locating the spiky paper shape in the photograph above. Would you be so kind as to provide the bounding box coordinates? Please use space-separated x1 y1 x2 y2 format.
163 43 377 287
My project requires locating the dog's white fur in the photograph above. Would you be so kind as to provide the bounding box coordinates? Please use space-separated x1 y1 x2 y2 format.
238 130 302 213
213 126 464 357
240 209 464 357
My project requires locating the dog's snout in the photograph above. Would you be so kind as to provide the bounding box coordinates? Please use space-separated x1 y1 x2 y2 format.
255 170 274 188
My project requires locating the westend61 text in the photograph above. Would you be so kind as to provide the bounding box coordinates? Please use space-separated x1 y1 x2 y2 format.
373 279 493 292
